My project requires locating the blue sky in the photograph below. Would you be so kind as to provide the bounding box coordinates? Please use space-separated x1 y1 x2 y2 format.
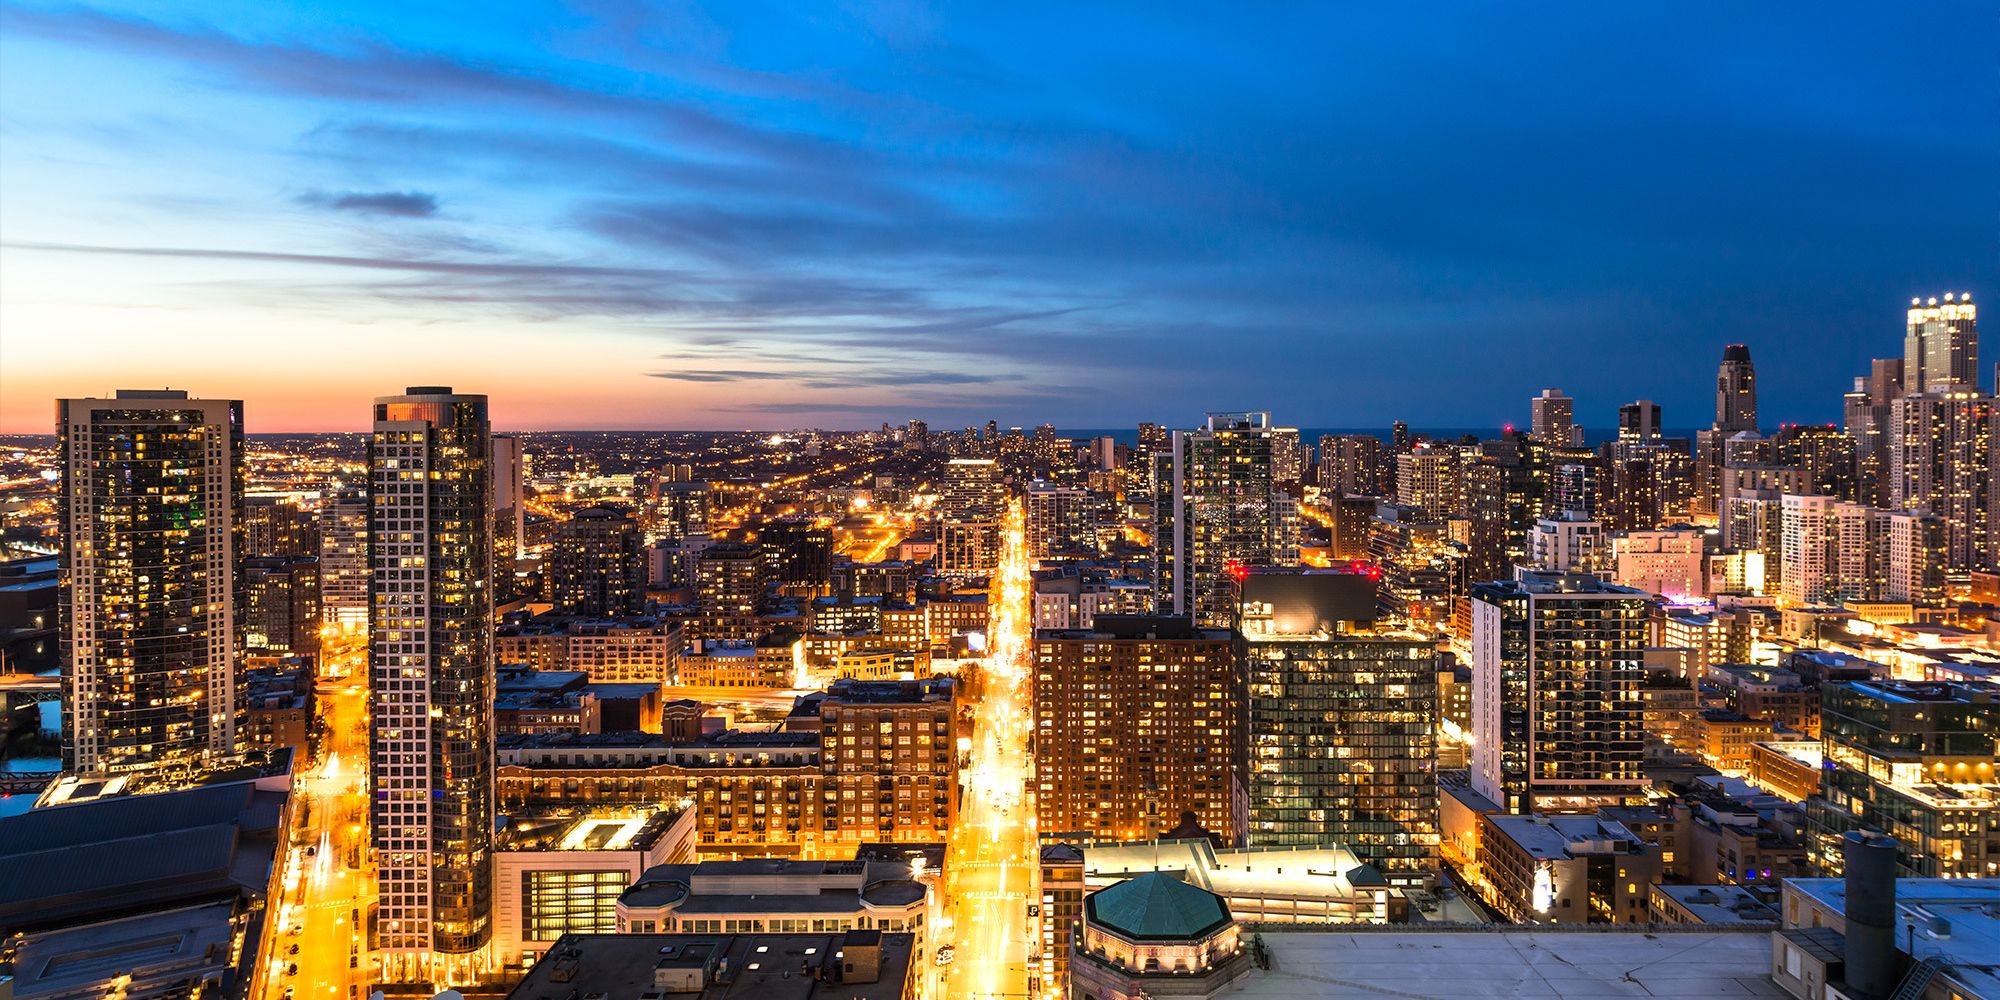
1 2 1993 431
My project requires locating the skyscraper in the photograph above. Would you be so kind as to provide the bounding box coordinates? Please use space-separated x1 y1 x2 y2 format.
1529 389 1576 446
1316 434 1382 497
57 390 245 774
1696 345 1761 522
1269 425 1305 485
545 505 647 616
1239 568 1438 876
1889 390 1996 570
937 457 1004 521
367 387 495 977
1396 446 1461 520
1617 399 1661 442
1904 293 1979 394
491 432 527 562
1033 615 1240 842
1470 571 1650 813
1716 344 1758 432
1154 412 1289 627
318 488 370 636
1024 483 1097 558
244 555 321 656
1843 359 1904 506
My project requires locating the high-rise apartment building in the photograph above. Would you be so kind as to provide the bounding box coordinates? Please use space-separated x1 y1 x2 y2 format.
545 505 647 616
1779 495 1874 608
756 518 833 593
1396 446 1461 521
1034 616 1240 842
319 488 370 636
1025 484 1097 558
58 390 245 774
1269 426 1305 485
367 387 496 974
492 432 527 561
244 556 321 656
1769 424 1858 502
1154 413 1290 627
1470 571 1650 813
694 543 767 616
938 519 1000 578
1904 293 1978 394
1889 390 1996 570
1316 434 1382 496
1617 400 1662 442
818 678 957 846
1877 511 1948 605
937 458 1003 521
1529 389 1576 446
1716 344 1758 433
243 493 321 559
1805 680 1998 879
1239 569 1438 876
1844 358 1905 506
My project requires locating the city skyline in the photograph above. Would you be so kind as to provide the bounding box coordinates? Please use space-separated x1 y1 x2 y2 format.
2 3 1994 432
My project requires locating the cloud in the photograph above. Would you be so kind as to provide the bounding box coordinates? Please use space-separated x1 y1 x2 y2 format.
646 369 1022 390
300 190 438 218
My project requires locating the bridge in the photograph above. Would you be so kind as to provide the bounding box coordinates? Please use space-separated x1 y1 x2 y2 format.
0 770 54 796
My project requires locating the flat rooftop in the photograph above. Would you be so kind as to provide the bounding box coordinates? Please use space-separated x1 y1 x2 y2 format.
509 931 914 1000
1234 928 1784 998
1786 877 2000 999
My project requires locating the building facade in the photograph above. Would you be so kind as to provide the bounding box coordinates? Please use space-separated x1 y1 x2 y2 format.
367 387 497 975
1470 572 1651 813
58 390 245 774
1238 569 1438 876
1034 616 1241 842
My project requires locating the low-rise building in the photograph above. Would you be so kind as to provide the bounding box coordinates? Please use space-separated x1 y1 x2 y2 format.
0 771 293 1000
615 858 931 971
1068 872 1251 1000
494 807 700 968
1478 813 1662 924
510 930 917 1000
1749 740 1823 803
1078 836 1399 925
1649 883 1778 925
1772 833 2000 1000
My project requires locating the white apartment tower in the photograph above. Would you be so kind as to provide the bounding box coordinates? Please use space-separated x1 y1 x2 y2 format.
368 388 497 979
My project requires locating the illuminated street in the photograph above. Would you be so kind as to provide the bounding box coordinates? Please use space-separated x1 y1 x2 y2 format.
942 500 1040 1000
261 641 374 1000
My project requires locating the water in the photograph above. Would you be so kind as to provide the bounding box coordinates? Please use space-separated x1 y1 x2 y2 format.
0 756 57 818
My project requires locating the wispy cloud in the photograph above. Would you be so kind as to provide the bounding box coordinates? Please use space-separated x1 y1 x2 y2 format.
300 190 438 218
2 1 1994 429
647 368 1021 389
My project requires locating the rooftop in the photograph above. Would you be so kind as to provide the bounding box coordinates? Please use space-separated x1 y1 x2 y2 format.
1786 878 2000 999
509 931 915 1000
1652 884 1778 924
497 808 687 853
1086 871 1234 941
1231 928 1784 998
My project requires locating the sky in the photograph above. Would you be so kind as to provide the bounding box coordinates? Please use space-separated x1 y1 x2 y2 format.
0 3 1994 433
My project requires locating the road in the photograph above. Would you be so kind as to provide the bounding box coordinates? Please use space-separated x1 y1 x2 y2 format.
261 640 375 1000
941 501 1041 1000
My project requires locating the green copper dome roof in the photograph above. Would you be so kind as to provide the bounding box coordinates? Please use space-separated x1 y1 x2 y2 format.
1084 871 1234 941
